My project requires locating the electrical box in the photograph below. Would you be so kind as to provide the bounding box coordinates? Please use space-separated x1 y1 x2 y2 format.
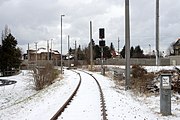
160 74 172 116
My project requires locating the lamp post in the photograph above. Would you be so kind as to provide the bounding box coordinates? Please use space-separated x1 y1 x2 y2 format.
28 43 29 69
35 42 38 66
68 35 70 68
61 14 65 74
50 39 53 60
118 37 120 55
47 40 49 61
149 44 151 59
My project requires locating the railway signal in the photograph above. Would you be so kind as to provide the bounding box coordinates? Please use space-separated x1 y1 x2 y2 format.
99 28 105 75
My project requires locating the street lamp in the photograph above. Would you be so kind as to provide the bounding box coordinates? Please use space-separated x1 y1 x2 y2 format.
149 44 151 59
34 42 38 66
50 39 53 60
67 35 70 68
60 14 65 74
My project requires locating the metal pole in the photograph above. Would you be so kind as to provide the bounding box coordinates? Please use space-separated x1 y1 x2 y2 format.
90 21 93 71
1 31 3 44
149 44 151 59
28 43 29 69
35 42 38 66
101 47 103 69
75 40 77 66
125 0 130 90
47 40 49 61
51 39 53 51
68 35 70 68
101 46 104 75
156 0 160 66
61 14 65 74
118 37 120 55
51 39 53 60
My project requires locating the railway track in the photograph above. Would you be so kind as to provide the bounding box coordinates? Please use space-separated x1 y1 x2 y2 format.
50 70 81 120
50 70 108 120
80 70 108 120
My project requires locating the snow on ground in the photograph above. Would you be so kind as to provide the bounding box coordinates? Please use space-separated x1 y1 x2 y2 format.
91 71 180 120
0 70 79 120
144 66 180 73
105 65 180 73
0 66 180 120
0 70 36 110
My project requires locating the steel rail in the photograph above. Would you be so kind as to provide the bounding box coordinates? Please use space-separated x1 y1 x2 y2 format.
50 70 81 120
79 70 108 120
51 70 108 120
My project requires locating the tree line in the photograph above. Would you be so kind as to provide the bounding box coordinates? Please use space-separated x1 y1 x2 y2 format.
120 45 155 58
68 39 154 64
68 40 113 64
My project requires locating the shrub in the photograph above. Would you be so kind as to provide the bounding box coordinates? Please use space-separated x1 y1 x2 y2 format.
131 65 155 94
33 63 60 90
131 64 147 78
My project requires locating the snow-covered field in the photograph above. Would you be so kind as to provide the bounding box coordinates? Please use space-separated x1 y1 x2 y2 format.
0 70 80 120
0 66 180 120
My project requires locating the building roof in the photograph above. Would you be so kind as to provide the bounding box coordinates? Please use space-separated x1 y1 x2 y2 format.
52 50 60 55
29 48 60 55
174 38 180 46
37 48 47 53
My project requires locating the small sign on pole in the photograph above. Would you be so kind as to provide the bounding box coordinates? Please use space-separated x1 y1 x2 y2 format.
162 76 170 87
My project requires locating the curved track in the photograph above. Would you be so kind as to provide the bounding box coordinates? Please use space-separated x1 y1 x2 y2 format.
50 70 108 120
50 71 81 120
80 70 108 120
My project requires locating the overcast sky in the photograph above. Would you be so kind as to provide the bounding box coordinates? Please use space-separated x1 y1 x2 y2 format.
0 0 180 54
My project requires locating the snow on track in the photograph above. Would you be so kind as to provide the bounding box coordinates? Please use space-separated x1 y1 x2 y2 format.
58 70 101 120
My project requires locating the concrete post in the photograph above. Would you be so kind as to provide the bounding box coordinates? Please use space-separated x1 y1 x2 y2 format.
90 21 93 71
156 0 160 66
125 0 130 90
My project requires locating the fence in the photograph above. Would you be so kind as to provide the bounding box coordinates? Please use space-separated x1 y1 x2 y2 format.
95 58 171 66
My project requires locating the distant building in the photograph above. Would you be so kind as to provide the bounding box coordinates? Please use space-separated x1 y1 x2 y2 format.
21 48 62 69
173 38 180 56
111 50 122 58
24 47 61 61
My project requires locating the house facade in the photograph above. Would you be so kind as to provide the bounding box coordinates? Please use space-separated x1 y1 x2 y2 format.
173 38 180 55
27 47 61 61
21 48 61 69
